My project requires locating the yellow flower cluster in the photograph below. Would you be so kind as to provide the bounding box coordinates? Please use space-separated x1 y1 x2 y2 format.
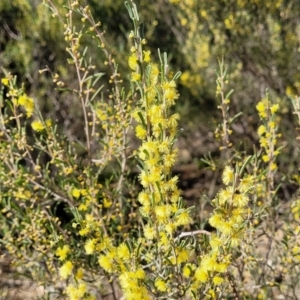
66 283 91 300
209 166 253 245
124 8 195 294
130 47 190 236
56 245 70 261
256 99 281 174
1 77 9 86
55 242 95 299
55 245 75 280
60 260 73 279
189 165 253 292
16 94 35 117
256 99 279 120
119 269 150 300
31 119 52 132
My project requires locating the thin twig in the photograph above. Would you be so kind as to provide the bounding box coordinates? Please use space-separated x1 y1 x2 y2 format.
174 229 211 242
226 271 241 300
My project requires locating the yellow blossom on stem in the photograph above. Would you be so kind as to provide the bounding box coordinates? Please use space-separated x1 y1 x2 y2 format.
155 278 168 292
138 191 150 206
207 289 216 299
201 254 218 272
75 268 84 280
194 267 208 283
78 203 87 211
143 50 151 62
66 282 87 300
72 188 81 199
239 175 254 192
119 271 150 299
258 125 266 136
31 120 45 131
218 219 234 235
270 103 279 113
213 276 224 285
210 235 222 252
155 205 170 223
233 192 249 207
209 214 223 229
222 166 234 185
256 101 267 118
214 261 229 273
144 224 155 240
1 78 9 86
175 210 192 226
103 197 112 208
131 72 141 81
18 94 34 117
269 121 276 129
262 155 270 162
56 245 70 261
85 239 95 254
183 265 192 278
117 243 130 261
135 124 147 139
128 54 138 70
45 118 52 127
163 151 177 168
59 260 73 279
177 249 190 264
98 254 114 273
139 170 150 188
